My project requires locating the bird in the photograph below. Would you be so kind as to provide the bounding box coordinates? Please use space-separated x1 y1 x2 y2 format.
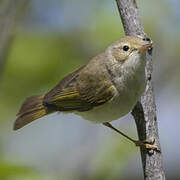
13 36 157 150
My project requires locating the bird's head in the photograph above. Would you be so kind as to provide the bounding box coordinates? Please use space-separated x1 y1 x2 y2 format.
107 36 152 62
105 36 153 76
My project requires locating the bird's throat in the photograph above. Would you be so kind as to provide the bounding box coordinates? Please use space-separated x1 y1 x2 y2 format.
105 52 146 96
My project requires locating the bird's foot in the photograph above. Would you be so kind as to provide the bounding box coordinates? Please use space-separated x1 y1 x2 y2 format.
134 138 160 152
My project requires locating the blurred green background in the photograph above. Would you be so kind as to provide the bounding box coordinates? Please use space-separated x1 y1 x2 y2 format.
0 0 180 179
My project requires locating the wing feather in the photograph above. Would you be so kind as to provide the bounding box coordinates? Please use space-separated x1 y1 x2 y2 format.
43 54 117 112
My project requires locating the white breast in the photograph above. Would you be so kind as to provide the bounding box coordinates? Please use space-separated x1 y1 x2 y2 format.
75 79 145 123
75 52 146 123
75 95 135 123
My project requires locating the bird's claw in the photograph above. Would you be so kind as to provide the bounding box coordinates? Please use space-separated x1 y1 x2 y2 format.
134 138 160 152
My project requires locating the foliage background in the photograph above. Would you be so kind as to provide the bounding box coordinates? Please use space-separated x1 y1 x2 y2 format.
0 0 180 179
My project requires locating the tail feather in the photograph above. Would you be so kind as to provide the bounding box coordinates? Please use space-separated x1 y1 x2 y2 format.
14 95 50 130
17 95 44 116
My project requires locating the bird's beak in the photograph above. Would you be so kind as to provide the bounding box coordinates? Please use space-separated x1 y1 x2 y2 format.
138 42 153 53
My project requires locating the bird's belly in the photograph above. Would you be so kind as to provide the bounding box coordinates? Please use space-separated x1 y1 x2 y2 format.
75 75 146 123
75 92 140 123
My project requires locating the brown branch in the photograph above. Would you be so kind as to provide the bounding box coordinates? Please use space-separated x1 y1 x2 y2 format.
0 0 27 79
115 0 166 179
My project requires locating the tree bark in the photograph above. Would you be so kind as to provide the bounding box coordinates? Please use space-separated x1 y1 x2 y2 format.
0 0 26 79
115 0 166 179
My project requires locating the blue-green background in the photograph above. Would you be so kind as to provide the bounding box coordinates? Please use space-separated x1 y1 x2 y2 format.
0 0 180 179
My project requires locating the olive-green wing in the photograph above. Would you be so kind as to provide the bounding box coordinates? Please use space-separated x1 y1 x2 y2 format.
43 53 117 112
43 65 92 111
77 53 117 106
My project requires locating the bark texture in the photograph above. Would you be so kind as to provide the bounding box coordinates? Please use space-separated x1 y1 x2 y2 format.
0 0 26 78
115 0 166 179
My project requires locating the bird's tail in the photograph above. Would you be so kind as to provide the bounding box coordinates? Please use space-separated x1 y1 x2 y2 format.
13 95 51 130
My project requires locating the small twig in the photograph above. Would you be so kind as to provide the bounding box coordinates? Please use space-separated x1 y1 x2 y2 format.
115 0 166 179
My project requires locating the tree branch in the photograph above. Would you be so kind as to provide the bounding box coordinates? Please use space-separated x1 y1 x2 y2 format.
115 0 166 179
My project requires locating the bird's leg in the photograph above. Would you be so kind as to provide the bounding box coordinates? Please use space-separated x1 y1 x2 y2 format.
103 122 159 151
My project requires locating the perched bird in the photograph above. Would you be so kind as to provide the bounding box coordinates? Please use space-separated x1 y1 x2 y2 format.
13 36 157 150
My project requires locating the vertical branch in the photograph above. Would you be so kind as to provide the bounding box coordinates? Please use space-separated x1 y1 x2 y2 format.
0 0 26 79
115 0 166 179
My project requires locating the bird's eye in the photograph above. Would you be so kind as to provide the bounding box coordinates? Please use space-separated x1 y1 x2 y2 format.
123 45 129 51
143 37 151 42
